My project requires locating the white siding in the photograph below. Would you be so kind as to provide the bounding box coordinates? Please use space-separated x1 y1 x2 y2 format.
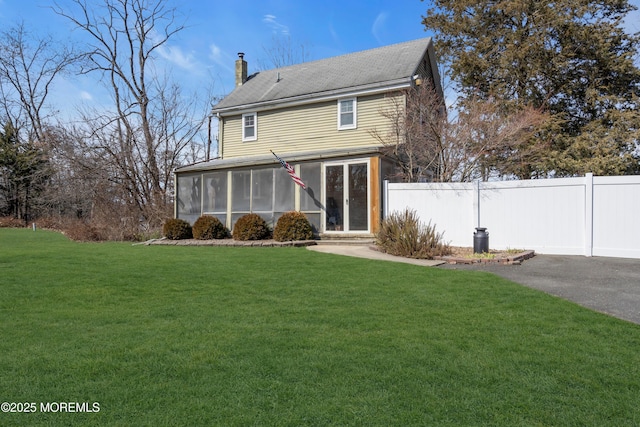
221 93 403 158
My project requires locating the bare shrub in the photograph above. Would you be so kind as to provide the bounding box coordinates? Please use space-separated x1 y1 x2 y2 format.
62 219 104 241
0 216 26 228
34 216 65 230
376 208 451 259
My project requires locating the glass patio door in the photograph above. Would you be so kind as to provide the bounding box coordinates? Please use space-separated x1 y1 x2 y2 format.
325 161 369 232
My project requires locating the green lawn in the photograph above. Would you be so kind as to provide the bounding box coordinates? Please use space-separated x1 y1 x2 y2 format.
1 228 639 426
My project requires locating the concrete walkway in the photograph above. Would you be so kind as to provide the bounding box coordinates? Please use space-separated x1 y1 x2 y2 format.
307 244 444 267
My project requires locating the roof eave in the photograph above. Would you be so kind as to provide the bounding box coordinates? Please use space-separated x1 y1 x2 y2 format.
212 78 413 116
175 146 385 173
424 41 444 99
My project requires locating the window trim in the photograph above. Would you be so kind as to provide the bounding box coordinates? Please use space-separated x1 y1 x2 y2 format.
337 98 357 130
242 112 257 141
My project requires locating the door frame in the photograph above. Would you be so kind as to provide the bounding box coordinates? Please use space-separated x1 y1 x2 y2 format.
323 158 370 234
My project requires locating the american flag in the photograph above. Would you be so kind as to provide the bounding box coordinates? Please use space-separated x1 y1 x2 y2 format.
271 150 306 189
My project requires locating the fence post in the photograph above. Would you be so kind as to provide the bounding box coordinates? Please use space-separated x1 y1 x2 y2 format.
585 173 594 257
383 179 389 218
473 180 481 229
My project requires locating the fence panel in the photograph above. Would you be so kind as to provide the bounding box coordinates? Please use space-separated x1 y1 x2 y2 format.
479 179 586 255
385 182 474 246
386 175 640 259
592 176 640 258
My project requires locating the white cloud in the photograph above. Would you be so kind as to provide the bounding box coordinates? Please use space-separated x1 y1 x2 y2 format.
209 43 222 61
263 14 290 35
146 27 198 71
329 22 339 45
208 42 234 74
157 44 196 70
372 12 388 44
80 91 93 101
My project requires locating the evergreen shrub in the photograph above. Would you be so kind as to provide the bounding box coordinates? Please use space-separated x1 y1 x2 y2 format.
376 208 451 259
273 211 314 242
163 218 192 240
192 215 229 240
232 213 271 241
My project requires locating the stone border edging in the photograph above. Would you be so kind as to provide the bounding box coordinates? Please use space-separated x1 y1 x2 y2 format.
368 245 535 266
144 237 317 247
435 250 536 265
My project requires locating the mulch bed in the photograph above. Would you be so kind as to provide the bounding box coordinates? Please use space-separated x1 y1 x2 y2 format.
435 247 535 265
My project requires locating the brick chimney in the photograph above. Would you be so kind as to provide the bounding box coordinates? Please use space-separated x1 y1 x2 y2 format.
235 52 247 87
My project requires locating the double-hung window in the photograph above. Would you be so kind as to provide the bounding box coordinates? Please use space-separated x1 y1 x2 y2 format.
338 98 356 130
242 112 257 141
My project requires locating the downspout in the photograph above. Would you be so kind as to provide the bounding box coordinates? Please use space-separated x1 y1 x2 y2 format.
173 170 178 219
206 115 212 161
217 112 224 159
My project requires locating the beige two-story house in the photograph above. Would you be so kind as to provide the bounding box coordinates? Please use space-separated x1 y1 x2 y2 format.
174 38 442 236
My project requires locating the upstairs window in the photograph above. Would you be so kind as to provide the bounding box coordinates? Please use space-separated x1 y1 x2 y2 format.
242 112 257 141
338 98 356 130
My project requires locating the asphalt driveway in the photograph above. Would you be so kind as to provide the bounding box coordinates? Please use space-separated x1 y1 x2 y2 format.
439 255 640 325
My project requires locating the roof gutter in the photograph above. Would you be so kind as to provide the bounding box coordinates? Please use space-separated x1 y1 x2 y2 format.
175 146 385 173
212 78 412 116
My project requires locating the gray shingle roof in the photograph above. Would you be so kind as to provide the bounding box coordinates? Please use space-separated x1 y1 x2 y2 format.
212 38 435 114
176 146 384 173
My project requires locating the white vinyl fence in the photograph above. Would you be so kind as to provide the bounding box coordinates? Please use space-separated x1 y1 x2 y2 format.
384 173 640 259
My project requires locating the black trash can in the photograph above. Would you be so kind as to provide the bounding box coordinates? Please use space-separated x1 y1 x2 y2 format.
473 227 489 254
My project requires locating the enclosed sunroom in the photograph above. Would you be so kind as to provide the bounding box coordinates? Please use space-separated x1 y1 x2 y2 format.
174 147 396 236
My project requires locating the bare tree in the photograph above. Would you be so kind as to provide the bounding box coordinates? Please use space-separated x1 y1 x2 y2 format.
37 125 96 218
0 23 82 221
53 0 209 229
0 22 81 145
450 97 550 180
370 82 549 182
369 83 446 182
257 34 311 70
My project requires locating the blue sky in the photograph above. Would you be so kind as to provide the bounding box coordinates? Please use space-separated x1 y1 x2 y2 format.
0 0 436 111
189 0 436 95
0 0 638 115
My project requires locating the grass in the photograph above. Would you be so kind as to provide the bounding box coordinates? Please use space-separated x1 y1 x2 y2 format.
1 228 639 426
465 252 496 260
